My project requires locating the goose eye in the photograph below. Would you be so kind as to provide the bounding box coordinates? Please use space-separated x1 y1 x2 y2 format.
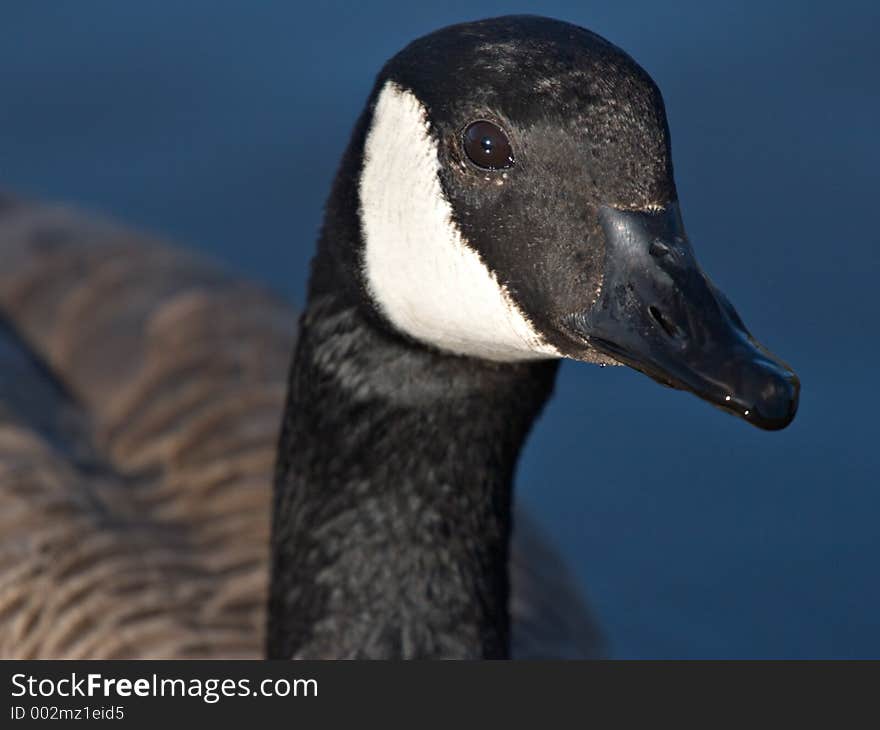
462 121 514 170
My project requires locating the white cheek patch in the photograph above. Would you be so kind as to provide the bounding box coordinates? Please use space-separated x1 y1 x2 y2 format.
358 81 561 363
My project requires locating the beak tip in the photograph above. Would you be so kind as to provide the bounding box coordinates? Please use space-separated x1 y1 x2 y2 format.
744 369 800 431
580 204 802 433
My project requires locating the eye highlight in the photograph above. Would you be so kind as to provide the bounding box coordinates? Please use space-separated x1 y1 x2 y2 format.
462 121 514 170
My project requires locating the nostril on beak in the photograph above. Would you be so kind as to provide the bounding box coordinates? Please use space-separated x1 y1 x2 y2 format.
649 240 670 258
648 305 679 339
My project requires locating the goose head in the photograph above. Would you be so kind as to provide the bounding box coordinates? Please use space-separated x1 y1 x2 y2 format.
354 15 799 430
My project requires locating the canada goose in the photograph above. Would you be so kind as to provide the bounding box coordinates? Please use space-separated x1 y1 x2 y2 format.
0 16 797 660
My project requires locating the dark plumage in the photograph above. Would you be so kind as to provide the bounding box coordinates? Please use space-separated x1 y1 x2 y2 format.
271 297 558 657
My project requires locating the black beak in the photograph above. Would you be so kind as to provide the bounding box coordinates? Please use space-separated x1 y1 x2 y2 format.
565 204 799 431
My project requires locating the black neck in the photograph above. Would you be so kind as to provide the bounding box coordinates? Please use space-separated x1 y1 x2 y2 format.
268 102 557 657
268 290 557 658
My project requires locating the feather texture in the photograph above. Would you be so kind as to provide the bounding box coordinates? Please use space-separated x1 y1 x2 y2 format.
0 194 603 658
